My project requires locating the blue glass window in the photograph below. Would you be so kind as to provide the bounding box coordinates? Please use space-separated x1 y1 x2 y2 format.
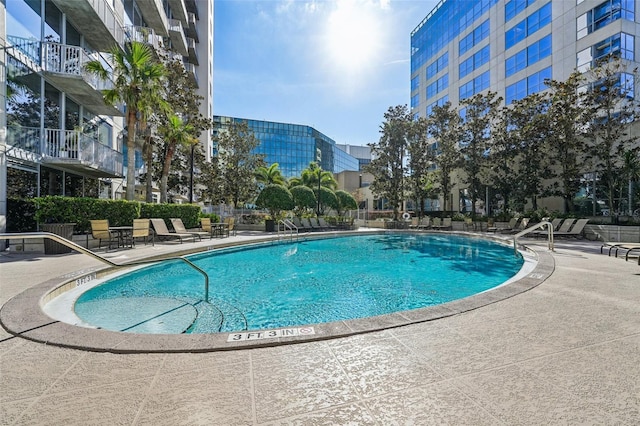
505 66 551 103
426 95 449 116
505 0 536 22
426 52 448 79
411 76 419 92
427 74 449 99
459 46 490 78
505 2 551 49
506 34 551 76
577 0 635 39
577 33 634 71
459 20 490 55
459 71 490 100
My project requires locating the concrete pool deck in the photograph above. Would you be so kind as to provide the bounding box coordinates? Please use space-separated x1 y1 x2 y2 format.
1 230 639 424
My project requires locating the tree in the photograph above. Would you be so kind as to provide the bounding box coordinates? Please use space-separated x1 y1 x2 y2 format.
426 102 462 212
582 58 639 219
158 114 197 203
334 190 358 217
255 163 286 186
85 41 165 200
290 185 317 217
289 162 337 189
214 120 265 208
365 105 411 221
459 92 502 218
255 184 294 219
406 116 434 217
544 72 589 213
316 186 339 216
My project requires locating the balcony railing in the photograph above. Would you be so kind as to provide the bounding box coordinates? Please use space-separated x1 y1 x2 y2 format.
6 125 123 177
7 35 41 63
125 25 164 50
168 19 188 55
41 42 114 92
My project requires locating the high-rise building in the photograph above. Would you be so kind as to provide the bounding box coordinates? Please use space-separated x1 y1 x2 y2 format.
0 0 214 233
212 116 360 179
411 0 639 117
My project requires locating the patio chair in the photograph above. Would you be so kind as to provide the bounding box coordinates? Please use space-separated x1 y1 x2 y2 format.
150 218 196 243
309 217 325 231
488 217 518 233
131 219 154 246
552 218 576 236
553 218 589 239
318 217 336 230
90 219 118 250
292 217 311 232
433 217 452 230
416 217 431 230
301 217 318 231
224 217 236 237
502 217 530 234
601 240 640 256
532 218 563 238
170 218 206 240
463 217 474 231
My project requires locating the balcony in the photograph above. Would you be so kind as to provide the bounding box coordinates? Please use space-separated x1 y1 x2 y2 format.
51 0 124 51
6 126 124 178
185 0 199 19
125 26 164 51
168 0 189 24
40 42 122 117
187 38 199 65
168 19 189 56
186 12 199 42
183 62 198 87
136 0 170 37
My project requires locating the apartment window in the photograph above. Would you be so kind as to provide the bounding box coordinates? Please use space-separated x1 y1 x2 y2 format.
426 52 449 79
505 0 537 22
505 66 552 103
505 34 552 76
427 74 449 99
505 2 551 49
411 94 420 108
460 45 490 78
426 95 449 116
411 76 420 92
459 71 490 100
459 20 490 55
577 0 635 39
577 33 634 71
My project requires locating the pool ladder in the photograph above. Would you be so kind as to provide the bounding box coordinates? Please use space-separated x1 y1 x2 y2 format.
0 232 211 302
277 219 299 242
512 221 554 255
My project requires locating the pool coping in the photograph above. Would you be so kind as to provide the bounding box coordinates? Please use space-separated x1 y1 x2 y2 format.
0 231 554 353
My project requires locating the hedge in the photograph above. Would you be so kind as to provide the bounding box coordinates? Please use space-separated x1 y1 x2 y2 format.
8 196 203 234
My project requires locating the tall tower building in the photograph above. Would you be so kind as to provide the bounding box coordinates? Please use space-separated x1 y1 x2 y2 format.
411 0 639 117
0 0 214 233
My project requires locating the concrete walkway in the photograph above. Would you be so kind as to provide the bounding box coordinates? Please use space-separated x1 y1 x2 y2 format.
1 232 638 425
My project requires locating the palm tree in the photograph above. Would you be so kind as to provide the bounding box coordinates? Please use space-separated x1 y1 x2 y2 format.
159 114 197 203
289 162 337 189
85 41 165 200
255 163 286 187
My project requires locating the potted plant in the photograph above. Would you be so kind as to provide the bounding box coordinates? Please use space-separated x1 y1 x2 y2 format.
255 184 294 232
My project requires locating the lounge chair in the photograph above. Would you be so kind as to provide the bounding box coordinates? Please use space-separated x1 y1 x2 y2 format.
223 217 236 237
131 219 154 246
409 217 430 230
90 219 118 250
292 217 310 232
170 218 206 240
318 217 336 230
301 217 319 231
552 218 576 236
432 217 452 230
150 218 197 243
463 217 474 231
554 218 589 238
601 240 640 256
532 218 562 238
488 217 519 233
502 217 530 234
309 217 325 231
608 243 640 260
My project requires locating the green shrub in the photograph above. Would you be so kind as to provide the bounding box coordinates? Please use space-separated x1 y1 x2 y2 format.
7 198 37 232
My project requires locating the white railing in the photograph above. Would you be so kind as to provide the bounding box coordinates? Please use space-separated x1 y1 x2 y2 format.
513 221 554 255
6 126 123 176
41 42 114 92
125 25 163 50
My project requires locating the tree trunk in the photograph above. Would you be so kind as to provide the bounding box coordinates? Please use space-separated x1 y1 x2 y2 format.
125 110 137 200
160 143 175 203
144 135 153 203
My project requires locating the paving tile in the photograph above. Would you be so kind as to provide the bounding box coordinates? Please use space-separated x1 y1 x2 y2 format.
330 337 444 399
521 335 640 424
456 364 620 425
15 378 150 425
138 369 254 425
0 397 37 426
259 402 377 425
365 380 501 425
252 344 359 423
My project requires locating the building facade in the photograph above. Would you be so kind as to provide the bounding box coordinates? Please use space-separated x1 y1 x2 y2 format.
0 0 214 234
411 0 640 212
212 116 360 179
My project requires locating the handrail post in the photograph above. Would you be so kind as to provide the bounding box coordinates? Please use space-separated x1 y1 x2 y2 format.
513 221 554 255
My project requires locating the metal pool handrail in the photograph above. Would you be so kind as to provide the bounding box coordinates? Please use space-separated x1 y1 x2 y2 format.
512 221 554 255
0 232 210 302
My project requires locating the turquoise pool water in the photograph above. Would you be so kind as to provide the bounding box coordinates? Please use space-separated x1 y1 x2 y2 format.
74 234 524 334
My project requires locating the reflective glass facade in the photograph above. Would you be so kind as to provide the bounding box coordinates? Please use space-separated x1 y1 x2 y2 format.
212 117 359 179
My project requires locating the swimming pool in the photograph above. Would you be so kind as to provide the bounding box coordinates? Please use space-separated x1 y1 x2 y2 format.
67 233 524 334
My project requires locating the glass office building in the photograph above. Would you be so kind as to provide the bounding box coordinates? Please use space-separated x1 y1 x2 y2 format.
212 116 360 179
411 0 640 118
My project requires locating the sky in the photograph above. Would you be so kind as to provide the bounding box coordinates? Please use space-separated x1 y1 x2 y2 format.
213 0 439 146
